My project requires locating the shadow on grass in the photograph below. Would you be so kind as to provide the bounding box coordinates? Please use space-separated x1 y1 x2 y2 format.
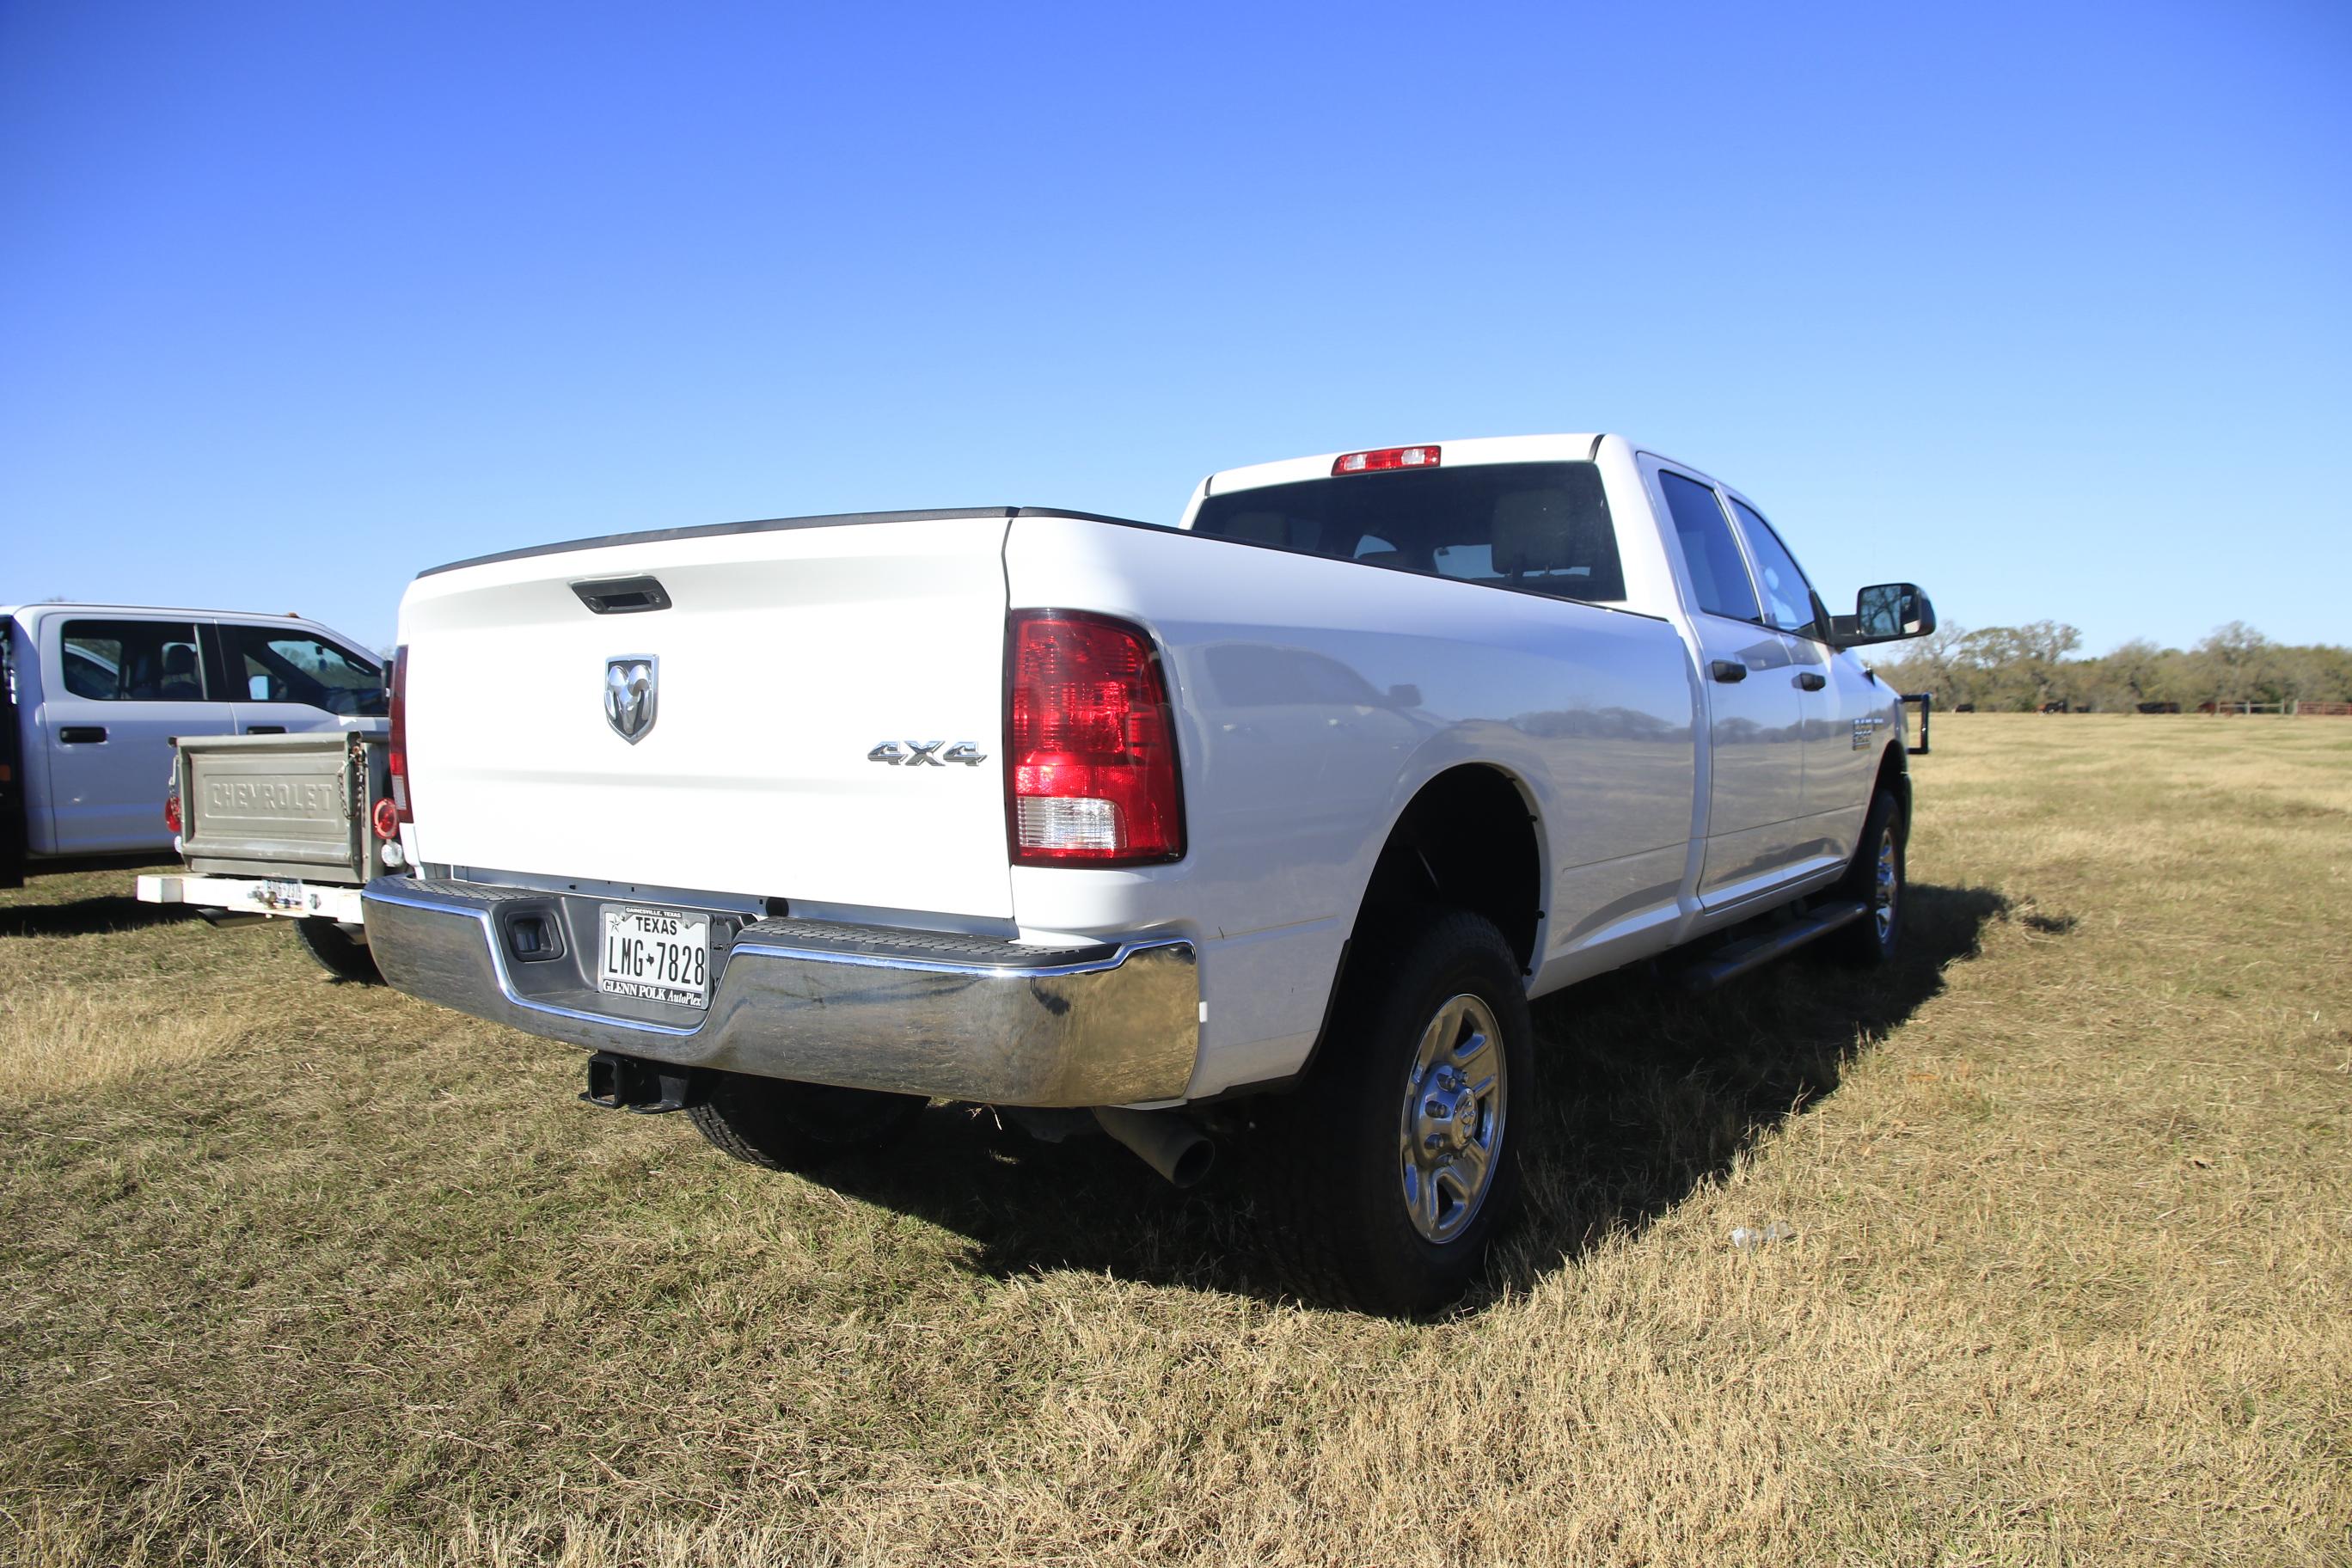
0 895 202 939
0 857 196 938
784 882 2019 1313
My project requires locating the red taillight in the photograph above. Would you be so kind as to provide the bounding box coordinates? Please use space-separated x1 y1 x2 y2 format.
386 645 413 824
163 785 181 836
1007 611 1184 865
1332 444 1440 475
371 796 400 842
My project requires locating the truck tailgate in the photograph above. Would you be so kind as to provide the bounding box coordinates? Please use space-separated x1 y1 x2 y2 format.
180 732 362 877
398 514 1015 919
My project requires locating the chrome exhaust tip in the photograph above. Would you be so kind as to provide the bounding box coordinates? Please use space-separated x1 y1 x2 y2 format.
1092 1105 1215 1188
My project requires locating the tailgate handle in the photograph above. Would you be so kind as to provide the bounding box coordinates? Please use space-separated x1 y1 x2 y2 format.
573 575 672 615
58 726 107 744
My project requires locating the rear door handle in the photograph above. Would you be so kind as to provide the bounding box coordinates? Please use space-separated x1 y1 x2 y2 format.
1710 660 1748 683
58 726 107 744
1798 672 1826 691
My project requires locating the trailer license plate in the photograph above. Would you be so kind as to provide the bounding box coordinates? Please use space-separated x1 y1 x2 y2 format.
597 905 710 1009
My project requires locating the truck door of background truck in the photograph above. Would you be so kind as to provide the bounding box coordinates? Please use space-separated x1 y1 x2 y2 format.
211 620 387 735
1646 462 1816 908
40 614 235 854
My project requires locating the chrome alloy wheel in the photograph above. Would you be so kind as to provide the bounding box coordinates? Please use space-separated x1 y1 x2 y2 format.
1872 828 1899 941
1396 993 1507 1246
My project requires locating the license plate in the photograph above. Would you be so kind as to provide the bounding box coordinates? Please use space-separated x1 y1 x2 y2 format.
256 878 309 913
597 905 711 1009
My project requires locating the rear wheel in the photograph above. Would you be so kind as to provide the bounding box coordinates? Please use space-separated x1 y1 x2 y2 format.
688 1072 926 1173
1828 787 1906 967
296 917 382 983
1270 909 1533 1316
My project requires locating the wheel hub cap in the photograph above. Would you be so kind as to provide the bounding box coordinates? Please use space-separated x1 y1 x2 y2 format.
1396 993 1507 1246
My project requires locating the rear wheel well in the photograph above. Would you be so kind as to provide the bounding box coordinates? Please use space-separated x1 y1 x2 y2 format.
1353 765 1541 974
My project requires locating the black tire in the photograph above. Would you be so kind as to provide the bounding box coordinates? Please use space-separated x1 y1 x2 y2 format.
1827 787 1906 967
687 1071 926 1173
296 917 383 983
1268 909 1534 1317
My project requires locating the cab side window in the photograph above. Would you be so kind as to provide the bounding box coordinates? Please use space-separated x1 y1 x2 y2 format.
220 625 386 716
59 620 208 701
1657 473 1762 622
1726 499 1822 637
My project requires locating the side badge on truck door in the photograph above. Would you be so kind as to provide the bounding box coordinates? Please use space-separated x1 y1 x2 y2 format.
603 656 658 744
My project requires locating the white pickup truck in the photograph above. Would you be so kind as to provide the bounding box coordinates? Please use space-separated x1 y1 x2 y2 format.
364 434 1935 1312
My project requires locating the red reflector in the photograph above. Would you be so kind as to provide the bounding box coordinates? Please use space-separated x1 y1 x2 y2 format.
371 796 400 842
1332 444 1441 475
1007 611 1184 866
386 645 413 823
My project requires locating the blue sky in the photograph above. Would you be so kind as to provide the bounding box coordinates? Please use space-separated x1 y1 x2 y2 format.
4 0 2346 654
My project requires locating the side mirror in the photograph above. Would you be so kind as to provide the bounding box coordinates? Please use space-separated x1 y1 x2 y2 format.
1830 583 1936 649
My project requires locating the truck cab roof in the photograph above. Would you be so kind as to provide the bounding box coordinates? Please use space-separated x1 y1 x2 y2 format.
7 601 326 626
2 603 376 658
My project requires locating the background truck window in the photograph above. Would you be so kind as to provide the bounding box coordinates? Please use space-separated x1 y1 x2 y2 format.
1727 498 1822 636
1191 462 1626 605
59 620 208 701
220 626 387 716
1657 473 1763 622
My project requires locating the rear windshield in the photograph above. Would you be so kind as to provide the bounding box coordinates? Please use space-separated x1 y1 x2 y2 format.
1190 461 1624 604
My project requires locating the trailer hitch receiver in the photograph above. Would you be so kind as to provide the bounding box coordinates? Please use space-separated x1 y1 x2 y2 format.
581 1051 698 1114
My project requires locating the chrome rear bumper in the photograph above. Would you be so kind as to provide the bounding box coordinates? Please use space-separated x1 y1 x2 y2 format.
361 877 1199 1107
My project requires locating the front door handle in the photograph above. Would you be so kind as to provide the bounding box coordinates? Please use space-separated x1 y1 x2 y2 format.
58 726 107 744
1798 671 1827 691
1710 660 1748 683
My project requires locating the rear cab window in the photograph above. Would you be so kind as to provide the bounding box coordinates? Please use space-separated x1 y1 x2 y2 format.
58 620 209 701
1190 462 1627 606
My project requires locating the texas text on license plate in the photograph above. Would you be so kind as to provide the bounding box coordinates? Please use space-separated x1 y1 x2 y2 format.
596 905 711 1009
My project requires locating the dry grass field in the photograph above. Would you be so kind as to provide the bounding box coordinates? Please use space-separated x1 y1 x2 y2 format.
2 714 2346 1566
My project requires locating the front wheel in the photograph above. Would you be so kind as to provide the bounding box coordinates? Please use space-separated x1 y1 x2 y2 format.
296 918 382 983
1270 909 1534 1316
1828 787 1906 967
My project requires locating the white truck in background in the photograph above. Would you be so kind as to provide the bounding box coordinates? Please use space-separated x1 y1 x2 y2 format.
0 603 386 878
362 434 1936 1313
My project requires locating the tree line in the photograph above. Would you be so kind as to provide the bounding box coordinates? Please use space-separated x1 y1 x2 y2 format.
1867 622 2352 713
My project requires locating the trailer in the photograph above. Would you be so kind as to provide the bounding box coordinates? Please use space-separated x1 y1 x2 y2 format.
137 727 400 981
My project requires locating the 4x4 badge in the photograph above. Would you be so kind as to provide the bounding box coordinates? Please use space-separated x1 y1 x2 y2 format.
603 656 658 744
868 741 986 767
